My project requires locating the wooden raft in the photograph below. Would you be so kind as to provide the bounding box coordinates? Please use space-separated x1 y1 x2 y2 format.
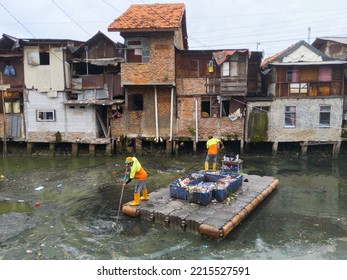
122 174 279 240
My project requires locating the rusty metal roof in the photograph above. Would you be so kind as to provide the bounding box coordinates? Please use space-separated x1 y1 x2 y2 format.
108 3 186 32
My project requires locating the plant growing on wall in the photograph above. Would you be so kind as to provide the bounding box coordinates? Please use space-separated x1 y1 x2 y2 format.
223 132 239 141
187 125 195 136
55 131 62 143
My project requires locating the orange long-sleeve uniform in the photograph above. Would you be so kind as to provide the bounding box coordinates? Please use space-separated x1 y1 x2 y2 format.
206 138 221 155
129 157 147 181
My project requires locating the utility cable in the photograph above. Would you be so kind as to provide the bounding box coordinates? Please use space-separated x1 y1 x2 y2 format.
0 0 36 37
51 0 92 37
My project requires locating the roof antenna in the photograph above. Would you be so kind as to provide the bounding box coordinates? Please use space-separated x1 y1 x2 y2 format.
307 27 311 44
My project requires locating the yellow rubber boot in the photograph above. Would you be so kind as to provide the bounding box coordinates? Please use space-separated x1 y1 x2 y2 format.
212 163 217 171
129 193 140 206
140 189 149 201
204 161 209 170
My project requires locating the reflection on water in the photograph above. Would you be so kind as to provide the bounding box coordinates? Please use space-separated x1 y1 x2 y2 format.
0 154 346 260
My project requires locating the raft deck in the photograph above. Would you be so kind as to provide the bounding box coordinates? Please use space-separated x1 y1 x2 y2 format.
122 174 279 240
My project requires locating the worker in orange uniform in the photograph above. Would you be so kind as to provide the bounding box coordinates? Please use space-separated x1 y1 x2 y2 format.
122 156 148 206
205 136 224 171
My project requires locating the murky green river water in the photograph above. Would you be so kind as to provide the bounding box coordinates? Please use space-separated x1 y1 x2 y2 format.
0 153 346 260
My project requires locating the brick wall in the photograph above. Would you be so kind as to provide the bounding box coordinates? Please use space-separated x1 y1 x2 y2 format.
110 87 173 139
176 77 243 141
122 35 175 85
27 131 99 143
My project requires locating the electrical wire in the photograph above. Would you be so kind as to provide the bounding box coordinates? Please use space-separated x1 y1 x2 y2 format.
51 0 91 37
0 0 36 37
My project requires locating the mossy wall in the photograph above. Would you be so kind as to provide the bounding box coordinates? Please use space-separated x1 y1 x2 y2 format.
248 109 268 142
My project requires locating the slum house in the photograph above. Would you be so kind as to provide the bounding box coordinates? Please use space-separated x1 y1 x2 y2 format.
0 34 25 152
107 3 188 154
175 49 263 154
19 37 92 155
312 37 347 137
246 40 346 157
1 33 124 156
67 31 124 156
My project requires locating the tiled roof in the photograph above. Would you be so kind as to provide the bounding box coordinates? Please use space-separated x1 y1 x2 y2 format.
108 3 185 32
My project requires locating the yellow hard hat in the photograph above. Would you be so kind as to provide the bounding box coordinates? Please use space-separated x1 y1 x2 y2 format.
125 157 133 164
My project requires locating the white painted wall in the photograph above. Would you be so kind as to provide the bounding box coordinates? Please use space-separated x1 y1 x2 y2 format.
283 45 322 63
65 104 96 134
24 89 97 141
24 46 67 92
247 98 343 142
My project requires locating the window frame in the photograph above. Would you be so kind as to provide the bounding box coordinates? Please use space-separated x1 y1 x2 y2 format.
36 110 56 122
125 38 150 63
284 106 296 128
289 82 308 94
319 105 331 128
319 66 332 82
286 67 299 82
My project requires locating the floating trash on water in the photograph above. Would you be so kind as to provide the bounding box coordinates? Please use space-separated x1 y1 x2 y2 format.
35 186 44 191
111 222 124 233
18 200 25 203
34 202 40 207
0 175 4 179
56 183 63 193
26 249 33 253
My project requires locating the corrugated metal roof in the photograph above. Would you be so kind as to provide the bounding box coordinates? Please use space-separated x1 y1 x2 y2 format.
108 3 185 32
314 37 347 45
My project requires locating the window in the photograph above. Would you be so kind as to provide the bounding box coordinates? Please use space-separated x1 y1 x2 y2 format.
284 106 296 127
128 94 143 111
289 83 308 94
189 60 199 77
319 67 332 82
222 62 229 76
0 92 21 113
126 39 150 63
319 105 331 127
37 110 55 121
28 51 50 65
222 60 245 77
201 96 219 118
39 52 50 65
221 100 230 116
287 67 299 82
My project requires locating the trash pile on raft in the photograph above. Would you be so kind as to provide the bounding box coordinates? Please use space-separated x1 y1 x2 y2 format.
169 170 243 206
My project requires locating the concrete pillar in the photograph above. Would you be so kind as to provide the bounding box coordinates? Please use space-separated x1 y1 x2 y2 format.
27 142 34 155
49 143 55 156
71 143 79 157
115 139 122 154
174 140 179 155
301 141 308 157
105 143 112 156
135 138 142 154
165 140 171 154
240 139 244 155
89 144 95 156
272 141 278 157
333 141 341 158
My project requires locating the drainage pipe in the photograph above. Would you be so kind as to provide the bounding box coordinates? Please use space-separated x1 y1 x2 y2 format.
169 87 174 141
195 96 198 143
154 86 159 142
